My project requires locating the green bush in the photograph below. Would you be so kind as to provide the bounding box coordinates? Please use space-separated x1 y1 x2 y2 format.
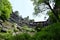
12 33 32 40
0 33 12 40
33 22 60 40
33 31 54 40
22 25 35 32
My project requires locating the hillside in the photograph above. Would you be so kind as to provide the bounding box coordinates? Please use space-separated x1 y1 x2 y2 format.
0 20 60 40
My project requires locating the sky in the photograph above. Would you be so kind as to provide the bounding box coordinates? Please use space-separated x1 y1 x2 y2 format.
9 0 49 22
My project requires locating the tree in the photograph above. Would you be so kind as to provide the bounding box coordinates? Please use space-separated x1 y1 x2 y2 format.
48 11 57 23
14 11 19 16
31 0 60 22
0 0 12 21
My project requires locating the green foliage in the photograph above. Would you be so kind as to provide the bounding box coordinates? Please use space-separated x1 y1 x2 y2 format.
31 0 60 22
22 25 35 32
31 0 48 15
0 33 12 40
0 22 60 40
33 31 54 40
35 23 42 32
0 0 12 21
12 23 19 32
33 22 60 40
48 11 57 23
31 0 44 5
55 0 60 6
12 33 32 40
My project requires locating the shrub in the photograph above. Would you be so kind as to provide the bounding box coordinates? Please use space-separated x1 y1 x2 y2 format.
33 31 54 40
22 25 35 32
0 33 12 40
12 33 32 40
33 22 60 40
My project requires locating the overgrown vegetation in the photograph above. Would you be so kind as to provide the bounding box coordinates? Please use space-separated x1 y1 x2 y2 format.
33 22 60 40
0 0 12 21
0 22 60 40
0 0 60 40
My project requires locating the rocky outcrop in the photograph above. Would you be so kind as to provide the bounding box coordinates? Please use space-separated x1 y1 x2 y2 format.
0 20 20 33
